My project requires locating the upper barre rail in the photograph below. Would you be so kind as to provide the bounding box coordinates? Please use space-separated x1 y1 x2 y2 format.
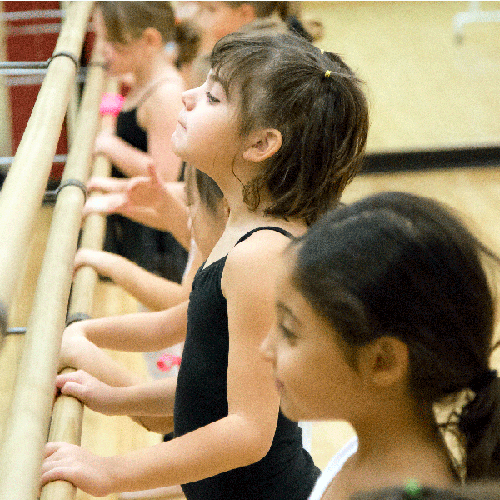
0 1 93 346
0 22 105 500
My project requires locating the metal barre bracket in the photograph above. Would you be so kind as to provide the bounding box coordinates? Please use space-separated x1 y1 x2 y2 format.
47 51 80 68
66 312 91 327
55 178 87 202
6 327 26 335
0 51 80 71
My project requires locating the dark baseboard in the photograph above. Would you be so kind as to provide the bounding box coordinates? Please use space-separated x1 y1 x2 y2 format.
362 145 500 174
1 146 500 205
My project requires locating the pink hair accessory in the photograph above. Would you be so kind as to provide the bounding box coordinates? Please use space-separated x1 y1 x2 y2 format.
157 353 182 372
99 92 124 117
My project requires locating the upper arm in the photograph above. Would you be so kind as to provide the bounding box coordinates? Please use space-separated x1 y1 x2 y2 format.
141 83 183 182
222 233 290 447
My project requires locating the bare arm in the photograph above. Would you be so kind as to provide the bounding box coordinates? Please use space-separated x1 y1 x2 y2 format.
56 370 177 417
94 131 154 178
118 166 191 247
62 300 188 353
94 81 182 181
84 166 191 247
74 247 199 311
43 233 287 496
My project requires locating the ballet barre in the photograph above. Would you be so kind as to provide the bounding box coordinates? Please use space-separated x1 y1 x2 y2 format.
0 1 93 345
0 4 106 499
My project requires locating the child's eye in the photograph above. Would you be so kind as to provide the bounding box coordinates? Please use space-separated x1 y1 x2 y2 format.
278 324 297 344
206 92 220 104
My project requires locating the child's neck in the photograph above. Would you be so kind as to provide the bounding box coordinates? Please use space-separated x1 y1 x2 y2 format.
223 185 302 233
326 403 456 500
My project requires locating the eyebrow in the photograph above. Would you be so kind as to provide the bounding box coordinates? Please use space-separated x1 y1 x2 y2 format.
207 72 230 98
208 72 223 85
276 301 302 327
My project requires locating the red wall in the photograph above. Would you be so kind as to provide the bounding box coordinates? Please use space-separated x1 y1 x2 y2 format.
3 1 93 181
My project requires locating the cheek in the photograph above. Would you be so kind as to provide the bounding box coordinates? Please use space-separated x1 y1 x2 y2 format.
278 349 344 421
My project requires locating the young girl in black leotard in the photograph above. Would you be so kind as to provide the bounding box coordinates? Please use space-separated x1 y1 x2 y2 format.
92 2 196 282
42 31 369 499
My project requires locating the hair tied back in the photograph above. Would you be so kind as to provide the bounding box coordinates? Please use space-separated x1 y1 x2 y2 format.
470 369 497 394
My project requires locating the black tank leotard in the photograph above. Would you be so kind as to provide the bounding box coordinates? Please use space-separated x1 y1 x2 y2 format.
174 227 320 499
104 83 187 282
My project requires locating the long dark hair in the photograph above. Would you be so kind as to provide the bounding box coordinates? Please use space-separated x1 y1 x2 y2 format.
352 482 500 500
210 31 369 226
291 191 500 480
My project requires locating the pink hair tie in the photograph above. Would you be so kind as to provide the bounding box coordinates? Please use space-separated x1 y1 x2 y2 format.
99 92 124 117
157 353 182 372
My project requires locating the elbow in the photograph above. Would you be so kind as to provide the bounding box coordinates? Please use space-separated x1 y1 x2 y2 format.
237 423 275 467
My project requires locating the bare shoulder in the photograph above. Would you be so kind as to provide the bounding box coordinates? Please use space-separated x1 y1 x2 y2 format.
221 229 293 297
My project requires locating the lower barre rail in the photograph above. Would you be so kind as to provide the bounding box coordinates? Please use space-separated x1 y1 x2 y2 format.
40 86 116 500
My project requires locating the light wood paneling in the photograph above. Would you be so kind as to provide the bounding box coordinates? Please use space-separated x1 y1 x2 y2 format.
302 1 500 152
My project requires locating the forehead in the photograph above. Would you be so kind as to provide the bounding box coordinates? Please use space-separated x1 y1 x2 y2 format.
197 2 232 14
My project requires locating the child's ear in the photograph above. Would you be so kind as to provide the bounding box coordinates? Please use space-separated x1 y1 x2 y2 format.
357 336 409 389
142 27 163 48
239 3 258 23
242 129 282 163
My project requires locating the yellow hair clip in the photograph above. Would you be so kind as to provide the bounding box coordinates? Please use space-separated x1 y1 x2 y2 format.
325 70 331 78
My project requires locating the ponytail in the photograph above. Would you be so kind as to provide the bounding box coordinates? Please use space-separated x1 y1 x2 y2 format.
458 371 500 480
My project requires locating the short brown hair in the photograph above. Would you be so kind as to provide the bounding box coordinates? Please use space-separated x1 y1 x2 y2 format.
211 31 369 225
97 2 176 44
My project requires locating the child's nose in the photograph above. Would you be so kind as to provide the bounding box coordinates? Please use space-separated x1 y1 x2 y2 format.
182 90 196 111
260 328 277 362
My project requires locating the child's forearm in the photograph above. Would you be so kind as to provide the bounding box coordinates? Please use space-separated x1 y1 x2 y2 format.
106 413 274 492
55 372 176 429
108 378 177 417
130 415 174 434
119 179 191 248
98 135 154 178
61 335 144 387
92 253 189 311
65 300 188 352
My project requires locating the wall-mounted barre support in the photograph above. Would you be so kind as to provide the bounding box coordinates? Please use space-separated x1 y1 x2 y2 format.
0 302 7 340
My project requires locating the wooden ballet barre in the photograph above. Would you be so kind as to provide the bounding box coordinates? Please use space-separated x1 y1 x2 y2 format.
40 81 117 500
0 30 105 500
0 1 93 345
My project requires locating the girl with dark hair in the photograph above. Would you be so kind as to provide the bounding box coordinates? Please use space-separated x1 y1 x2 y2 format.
352 481 500 500
42 31 369 499
262 191 500 500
